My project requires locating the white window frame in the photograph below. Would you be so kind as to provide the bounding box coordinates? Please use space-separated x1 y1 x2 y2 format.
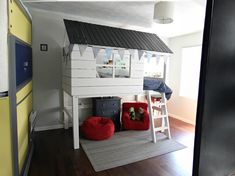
96 51 131 78
179 45 202 100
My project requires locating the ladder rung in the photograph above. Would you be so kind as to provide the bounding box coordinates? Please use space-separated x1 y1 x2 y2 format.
154 127 169 132
153 115 167 119
152 106 161 111
152 103 166 107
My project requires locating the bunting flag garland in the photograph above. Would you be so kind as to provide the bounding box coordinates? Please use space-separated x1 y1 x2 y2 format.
105 48 113 60
79 45 87 56
118 49 125 60
138 50 145 60
92 47 101 59
128 49 135 58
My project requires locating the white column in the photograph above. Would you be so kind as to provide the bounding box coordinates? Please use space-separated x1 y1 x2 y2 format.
135 95 139 101
0 0 8 93
72 96 79 149
147 91 157 143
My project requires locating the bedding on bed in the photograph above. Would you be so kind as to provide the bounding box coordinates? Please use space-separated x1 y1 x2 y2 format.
143 77 172 99
97 67 129 78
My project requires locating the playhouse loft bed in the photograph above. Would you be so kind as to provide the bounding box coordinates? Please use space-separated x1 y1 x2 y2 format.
62 19 173 149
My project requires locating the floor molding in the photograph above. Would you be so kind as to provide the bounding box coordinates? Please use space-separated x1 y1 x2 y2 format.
168 113 196 125
35 123 72 132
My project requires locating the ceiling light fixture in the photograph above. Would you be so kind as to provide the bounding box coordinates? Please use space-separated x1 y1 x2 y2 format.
153 1 174 24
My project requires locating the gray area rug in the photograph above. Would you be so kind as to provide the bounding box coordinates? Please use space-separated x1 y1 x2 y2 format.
80 130 185 172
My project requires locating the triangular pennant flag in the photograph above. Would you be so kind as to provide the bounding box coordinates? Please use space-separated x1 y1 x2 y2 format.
79 45 87 56
138 50 144 60
105 48 113 60
92 47 101 59
118 49 125 60
146 52 153 63
129 49 135 58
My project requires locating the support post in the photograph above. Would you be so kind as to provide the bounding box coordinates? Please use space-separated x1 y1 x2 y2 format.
147 91 157 143
8 36 19 176
72 96 79 149
134 95 138 101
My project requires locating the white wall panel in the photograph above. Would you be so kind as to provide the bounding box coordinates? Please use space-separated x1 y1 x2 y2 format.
63 68 96 78
31 10 65 128
168 32 203 125
0 0 8 92
66 60 96 69
63 77 143 87
70 47 94 60
131 70 144 78
71 85 143 97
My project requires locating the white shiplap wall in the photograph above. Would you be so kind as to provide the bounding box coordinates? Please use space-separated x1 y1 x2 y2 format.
0 0 8 93
62 45 144 97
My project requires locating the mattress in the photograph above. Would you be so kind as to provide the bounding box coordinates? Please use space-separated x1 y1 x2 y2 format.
143 77 172 99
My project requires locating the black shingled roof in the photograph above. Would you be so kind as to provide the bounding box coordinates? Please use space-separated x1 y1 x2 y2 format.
64 19 173 54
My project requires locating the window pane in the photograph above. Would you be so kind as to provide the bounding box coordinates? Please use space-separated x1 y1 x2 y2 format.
114 53 130 78
179 46 202 100
96 50 112 65
96 66 113 78
144 55 164 78
115 66 130 78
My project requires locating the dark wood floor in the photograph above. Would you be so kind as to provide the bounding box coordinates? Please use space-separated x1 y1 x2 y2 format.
29 118 195 176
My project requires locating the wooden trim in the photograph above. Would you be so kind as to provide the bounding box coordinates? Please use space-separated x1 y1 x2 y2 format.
63 77 143 87
34 124 65 132
72 97 79 149
63 68 96 78
70 85 143 96
16 81 32 104
66 60 96 69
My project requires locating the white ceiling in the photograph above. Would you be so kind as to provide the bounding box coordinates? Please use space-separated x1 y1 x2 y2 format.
22 0 206 38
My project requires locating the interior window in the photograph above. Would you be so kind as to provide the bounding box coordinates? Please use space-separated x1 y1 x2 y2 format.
144 54 164 78
96 51 130 78
179 46 202 100
114 53 130 78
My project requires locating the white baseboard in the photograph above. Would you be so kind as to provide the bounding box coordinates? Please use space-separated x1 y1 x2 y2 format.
34 122 73 132
34 124 65 131
168 113 196 125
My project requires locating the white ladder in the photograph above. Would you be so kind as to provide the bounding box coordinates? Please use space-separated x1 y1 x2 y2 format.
147 91 171 143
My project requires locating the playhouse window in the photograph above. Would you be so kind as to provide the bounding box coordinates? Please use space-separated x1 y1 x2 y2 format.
96 51 130 78
144 55 164 78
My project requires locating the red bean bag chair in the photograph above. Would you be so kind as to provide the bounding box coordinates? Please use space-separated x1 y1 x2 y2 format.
122 102 150 130
81 116 115 140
